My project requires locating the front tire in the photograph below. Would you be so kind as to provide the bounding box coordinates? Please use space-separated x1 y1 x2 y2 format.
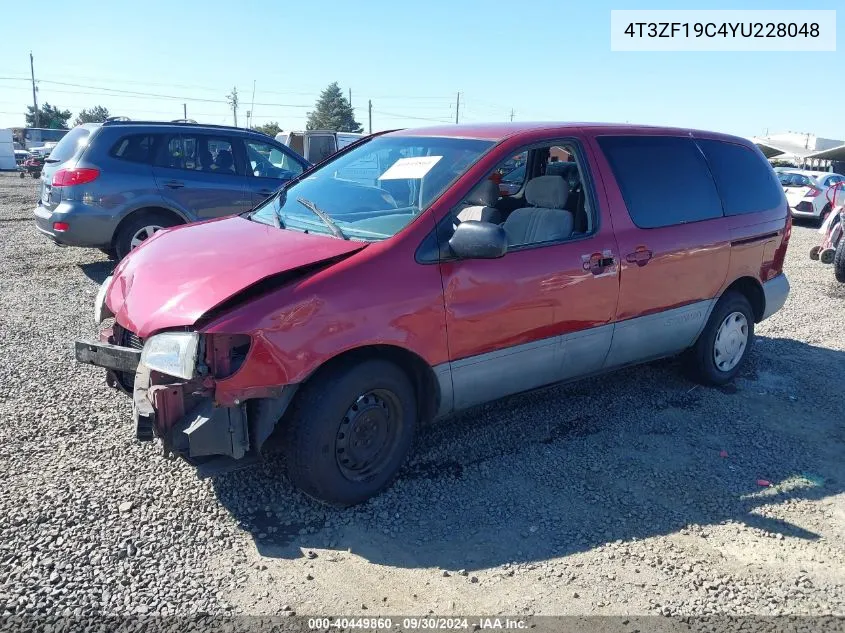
834 239 845 283
688 291 755 386
283 358 417 507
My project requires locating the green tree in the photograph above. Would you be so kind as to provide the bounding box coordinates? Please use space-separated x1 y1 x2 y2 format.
74 105 111 126
253 121 282 137
25 102 72 129
306 82 362 133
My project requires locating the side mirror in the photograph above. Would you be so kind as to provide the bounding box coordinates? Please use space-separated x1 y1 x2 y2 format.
448 221 508 260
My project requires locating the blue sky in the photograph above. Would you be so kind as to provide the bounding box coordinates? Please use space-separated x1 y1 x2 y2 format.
1 0 842 140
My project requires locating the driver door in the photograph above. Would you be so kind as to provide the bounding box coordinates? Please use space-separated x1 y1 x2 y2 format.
242 139 306 206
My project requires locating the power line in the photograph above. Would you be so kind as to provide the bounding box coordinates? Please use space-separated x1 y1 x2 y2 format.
372 109 451 123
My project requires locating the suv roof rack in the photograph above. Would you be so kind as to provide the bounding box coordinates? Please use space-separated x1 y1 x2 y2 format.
104 116 131 122
100 119 250 132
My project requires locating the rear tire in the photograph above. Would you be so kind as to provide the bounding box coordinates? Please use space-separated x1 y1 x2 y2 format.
114 210 180 260
834 239 845 283
687 291 755 386
818 205 831 227
282 358 417 507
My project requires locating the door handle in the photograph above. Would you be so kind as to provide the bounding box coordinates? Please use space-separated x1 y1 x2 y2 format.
163 180 184 189
625 247 653 266
582 250 616 275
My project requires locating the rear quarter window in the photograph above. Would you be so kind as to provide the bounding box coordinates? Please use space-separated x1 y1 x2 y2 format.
597 135 723 229
696 139 783 215
110 134 157 164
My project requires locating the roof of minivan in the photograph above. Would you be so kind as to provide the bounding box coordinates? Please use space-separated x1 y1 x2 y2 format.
388 122 748 144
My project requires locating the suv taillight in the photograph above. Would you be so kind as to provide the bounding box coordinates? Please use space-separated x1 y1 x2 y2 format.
52 168 100 187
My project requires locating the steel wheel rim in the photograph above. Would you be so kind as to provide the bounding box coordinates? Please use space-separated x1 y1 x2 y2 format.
129 225 163 250
713 311 748 372
335 389 402 482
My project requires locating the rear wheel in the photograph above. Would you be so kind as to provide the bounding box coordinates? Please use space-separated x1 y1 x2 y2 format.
114 211 180 260
834 239 845 283
688 291 755 386
818 204 831 227
283 358 417 507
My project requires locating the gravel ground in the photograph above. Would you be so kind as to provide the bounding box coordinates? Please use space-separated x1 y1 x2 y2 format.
0 171 843 624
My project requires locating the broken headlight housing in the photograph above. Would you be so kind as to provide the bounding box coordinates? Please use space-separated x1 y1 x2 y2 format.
140 332 200 380
94 275 114 324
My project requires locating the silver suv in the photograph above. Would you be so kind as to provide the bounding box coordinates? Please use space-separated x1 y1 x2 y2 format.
34 120 310 259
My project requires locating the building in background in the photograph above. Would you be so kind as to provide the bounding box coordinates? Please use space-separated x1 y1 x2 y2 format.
753 132 845 174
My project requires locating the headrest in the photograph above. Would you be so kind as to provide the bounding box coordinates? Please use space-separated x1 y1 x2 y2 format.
466 179 499 207
525 175 568 209
216 150 233 168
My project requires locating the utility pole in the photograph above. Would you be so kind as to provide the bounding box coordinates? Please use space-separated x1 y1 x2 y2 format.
183 103 187 119
509 109 514 122
30 51 39 128
250 80 256 128
227 87 239 127
368 99 372 134
348 88 352 106
455 92 460 124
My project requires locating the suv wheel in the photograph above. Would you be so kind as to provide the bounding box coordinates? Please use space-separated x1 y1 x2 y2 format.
114 211 179 260
283 358 417 507
688 291 755 386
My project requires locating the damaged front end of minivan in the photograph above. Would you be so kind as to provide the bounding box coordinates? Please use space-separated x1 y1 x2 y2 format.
76 321 298 477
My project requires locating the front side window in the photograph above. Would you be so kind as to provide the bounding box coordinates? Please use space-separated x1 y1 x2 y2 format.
249 135 493 241
245 140 304 180
446 141 594 249
598 135 723 229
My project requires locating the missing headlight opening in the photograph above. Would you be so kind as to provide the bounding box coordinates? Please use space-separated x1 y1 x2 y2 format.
204 334 252 379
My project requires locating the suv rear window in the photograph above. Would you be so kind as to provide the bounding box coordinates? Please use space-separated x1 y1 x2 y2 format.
46 126 92 163
111 134 156 164
696 139 783 215
597 136 723 229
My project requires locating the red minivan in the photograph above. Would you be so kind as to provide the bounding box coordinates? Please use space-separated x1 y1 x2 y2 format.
76 123 791 506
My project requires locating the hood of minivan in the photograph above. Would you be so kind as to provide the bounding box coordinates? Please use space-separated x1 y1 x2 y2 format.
106 216 366 338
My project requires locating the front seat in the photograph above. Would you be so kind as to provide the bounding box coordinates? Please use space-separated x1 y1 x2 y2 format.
503 175 574 247
214 149 234 172
456 179 504 224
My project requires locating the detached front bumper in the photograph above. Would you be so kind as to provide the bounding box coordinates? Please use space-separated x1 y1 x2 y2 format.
74 331 297 477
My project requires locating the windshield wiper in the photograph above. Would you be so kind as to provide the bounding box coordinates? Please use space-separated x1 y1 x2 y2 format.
296 197 348 240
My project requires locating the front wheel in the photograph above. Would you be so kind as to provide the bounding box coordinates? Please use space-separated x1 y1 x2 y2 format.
687 291 755 386
282 358 417 507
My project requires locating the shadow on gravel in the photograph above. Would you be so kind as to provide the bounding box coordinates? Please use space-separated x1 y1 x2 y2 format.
78 261 115 284
211 336 845 571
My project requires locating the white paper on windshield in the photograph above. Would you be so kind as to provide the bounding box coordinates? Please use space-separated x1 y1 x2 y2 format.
378 156 442 180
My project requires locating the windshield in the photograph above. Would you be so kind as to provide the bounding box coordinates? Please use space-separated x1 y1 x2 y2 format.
250 135 493 240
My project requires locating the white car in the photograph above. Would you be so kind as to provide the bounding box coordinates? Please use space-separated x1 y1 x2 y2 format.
779 169 845 224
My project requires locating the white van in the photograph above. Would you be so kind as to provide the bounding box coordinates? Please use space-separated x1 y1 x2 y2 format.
275 130 365 164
